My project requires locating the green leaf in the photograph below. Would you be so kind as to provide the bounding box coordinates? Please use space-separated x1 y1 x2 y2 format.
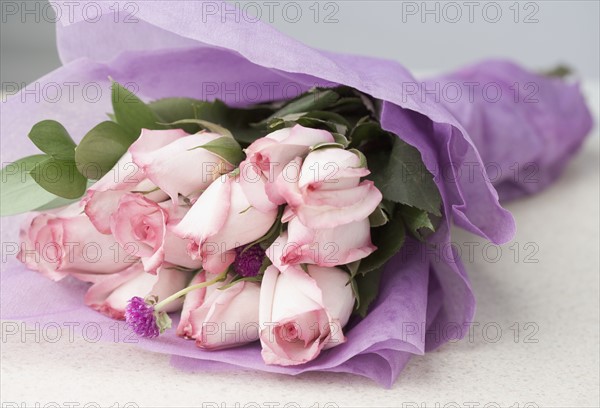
263 118 289 131
34 180 95 212
148 98 272 145
343 260 360 277
356 205 406 276
368 205 389 227
190 136 243 166
295 111 351 135
0 155 60 216
268 113 305 125
148 97 204 125
349 122 383 149
111 81 166 137
28 120 76 160
166 119 233 139
75 121 137 179
324 91 376 127
541 64 572 78
331 133 350 147
352 267 384 317
349 148 368 168
350 206 405 316
400 205 436 241
29 157 87 199
370 136 442 216
261 89 340 124
34 196 79 212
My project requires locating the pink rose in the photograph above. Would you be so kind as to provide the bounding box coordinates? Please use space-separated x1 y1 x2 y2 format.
130 130 235 202
84 128 235 233
18 203 133 281
176 271 209 338
274 148 382 229
259 264 355 366
243 125 334 205
84 262 192 319
83 129 181 233
177 272 260 350
267 215 376 269
174 173 278 274
109 193 201 274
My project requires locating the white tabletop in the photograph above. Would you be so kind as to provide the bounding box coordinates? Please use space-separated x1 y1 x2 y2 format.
2 82 599 408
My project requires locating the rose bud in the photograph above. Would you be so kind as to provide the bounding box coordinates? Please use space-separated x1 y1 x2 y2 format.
83 129 184 234
174 173 278 274
274 148 382 229
130 130 237 202
267 215 376 269
259 264 355 366
243 124 334 204
177 272 261 350
84 128 235 233
109 193 201 274
84 262 192 320
18 203 133 281
177 245 266 337
176 271 209 338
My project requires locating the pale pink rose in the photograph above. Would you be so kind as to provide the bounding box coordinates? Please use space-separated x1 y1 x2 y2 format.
82 128 182 233
174 173 278 274
274 148 382 229
84 262 191 319
130 130 235 202
17 203 134 281
259 264 355 366
84 128 233 233
109 193 201 274
243 125 334 205
267 215 376 269
177 273 260 349
176 271 209 338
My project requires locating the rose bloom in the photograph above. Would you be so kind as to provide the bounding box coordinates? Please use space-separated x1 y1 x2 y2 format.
174 172 278 274
84 261 191 319
259 264 355 366
177 272 261 350
84 128 234 233
243 124 334 205
267 214 376 269
273 147 382 229
109 193 201 274
18 203 133 281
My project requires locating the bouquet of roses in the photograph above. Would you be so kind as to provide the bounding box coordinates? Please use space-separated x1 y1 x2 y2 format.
6 82 444 366
1 1 592 386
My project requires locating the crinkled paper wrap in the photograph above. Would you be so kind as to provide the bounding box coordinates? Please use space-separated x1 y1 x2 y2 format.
0 1 592 387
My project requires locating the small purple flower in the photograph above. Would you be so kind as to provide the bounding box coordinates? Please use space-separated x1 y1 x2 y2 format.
233 244 266 277
125 296 160 338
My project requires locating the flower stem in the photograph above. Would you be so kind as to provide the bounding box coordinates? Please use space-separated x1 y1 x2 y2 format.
154 270 227 311
541 64 572 78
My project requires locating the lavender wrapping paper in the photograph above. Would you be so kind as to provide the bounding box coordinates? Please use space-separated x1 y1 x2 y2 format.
0 1 591 387
426 59 593 201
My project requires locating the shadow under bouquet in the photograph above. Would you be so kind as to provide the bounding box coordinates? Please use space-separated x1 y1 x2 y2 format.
0 1 592 387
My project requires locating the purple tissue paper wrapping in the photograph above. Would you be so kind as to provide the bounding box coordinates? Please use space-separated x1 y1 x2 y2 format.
427 59 593 201
0 1 592 387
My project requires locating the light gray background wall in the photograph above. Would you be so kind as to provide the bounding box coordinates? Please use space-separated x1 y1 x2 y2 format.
1 0 599 86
